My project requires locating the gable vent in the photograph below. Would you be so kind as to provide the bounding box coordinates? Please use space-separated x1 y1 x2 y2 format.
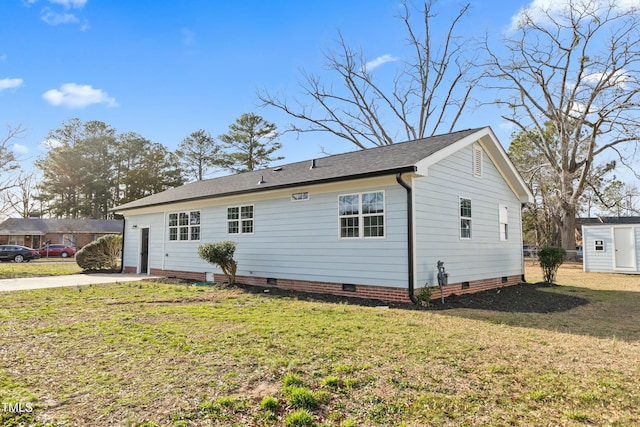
473 145 483 178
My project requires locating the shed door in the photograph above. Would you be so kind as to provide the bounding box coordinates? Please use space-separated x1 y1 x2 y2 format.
613 227 635 270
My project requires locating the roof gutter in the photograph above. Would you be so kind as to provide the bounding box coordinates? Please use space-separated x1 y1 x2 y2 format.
396 173 418 304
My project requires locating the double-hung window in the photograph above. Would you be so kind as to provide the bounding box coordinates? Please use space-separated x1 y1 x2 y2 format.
168 211 201 241
228 205 254 234
339 191 385 238
499 204 509 241
460 198 472 239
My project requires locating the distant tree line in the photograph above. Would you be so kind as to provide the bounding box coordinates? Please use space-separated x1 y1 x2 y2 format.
0 113 281 220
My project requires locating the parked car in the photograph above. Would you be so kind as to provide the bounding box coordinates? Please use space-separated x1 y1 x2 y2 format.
0 245 41 263
38 244 77 258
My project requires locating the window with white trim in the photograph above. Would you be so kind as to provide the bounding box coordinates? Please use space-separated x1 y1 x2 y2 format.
460 198 472 239
473 145 483 178
499 204 509 241
339 191 385 238
227 205 254 234
168 211 201 241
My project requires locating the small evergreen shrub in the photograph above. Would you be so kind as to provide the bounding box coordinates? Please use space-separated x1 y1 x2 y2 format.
197 241 237 285
75 234 122 271
285 409 316 427
415 286 433 307
538 246 566 284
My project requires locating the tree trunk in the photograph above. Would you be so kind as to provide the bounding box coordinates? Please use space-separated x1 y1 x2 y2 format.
561 206 577 261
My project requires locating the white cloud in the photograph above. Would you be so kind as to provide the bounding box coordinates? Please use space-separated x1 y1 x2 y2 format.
49 0 87 8
42 83 118 108
584 69 631 89
0 78 24 91
41 10 78 25
12 143 29 156
40 138 63 150
363 54 400 72
510 0 640 30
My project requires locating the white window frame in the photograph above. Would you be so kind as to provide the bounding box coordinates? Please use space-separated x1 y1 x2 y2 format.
338 191 385 239
168 210 201 241
499 204 509 241
473 145 483 178
460 197 472 240
227 205 254 235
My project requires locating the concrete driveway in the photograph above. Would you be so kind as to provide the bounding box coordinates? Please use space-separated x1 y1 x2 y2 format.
0 273 161 292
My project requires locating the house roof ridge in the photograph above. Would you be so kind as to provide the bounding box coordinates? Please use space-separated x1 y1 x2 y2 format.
112 127 488 212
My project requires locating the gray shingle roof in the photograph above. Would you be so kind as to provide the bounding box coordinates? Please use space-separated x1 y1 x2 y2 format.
577 216 640 226
0 218 124 235
114 128 484 212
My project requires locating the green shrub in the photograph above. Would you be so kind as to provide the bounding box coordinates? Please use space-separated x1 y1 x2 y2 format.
75 234 122 271
415 286 433 307
285 409 316 427
538 246 566 284
197 241 237 285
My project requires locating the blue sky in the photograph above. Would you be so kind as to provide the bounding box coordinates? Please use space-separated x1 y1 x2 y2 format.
0 0 561 171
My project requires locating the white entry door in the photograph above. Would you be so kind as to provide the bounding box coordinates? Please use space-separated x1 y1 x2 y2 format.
613 227 636 270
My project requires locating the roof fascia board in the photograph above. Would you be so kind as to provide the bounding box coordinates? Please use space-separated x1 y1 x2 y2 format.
414 128 488 174
478 127 534 203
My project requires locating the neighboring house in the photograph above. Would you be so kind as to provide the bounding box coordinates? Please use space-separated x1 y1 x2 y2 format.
113 127 533 303
0 218 124 249
580 217 640 274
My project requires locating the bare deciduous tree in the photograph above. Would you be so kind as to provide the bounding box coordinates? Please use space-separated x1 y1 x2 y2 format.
483 0 640 255
0 172 39 218
0 123 25 192
0 123 27 218
258 0 477 149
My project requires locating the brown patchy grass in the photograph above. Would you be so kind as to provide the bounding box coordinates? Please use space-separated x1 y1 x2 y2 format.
0 264 639 426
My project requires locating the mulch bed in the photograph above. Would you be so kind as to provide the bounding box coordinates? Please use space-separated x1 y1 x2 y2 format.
232 281 590 313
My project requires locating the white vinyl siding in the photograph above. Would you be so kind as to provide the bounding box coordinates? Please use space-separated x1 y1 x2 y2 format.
583 225 640 273
414 144 524 287
124 180 407 287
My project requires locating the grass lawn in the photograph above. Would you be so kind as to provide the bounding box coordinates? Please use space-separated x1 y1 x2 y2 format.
0 260 82 279
0 263 639 426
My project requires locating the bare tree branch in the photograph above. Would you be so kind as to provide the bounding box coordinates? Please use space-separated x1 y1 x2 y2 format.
483 0 640 252
258 0 476 149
